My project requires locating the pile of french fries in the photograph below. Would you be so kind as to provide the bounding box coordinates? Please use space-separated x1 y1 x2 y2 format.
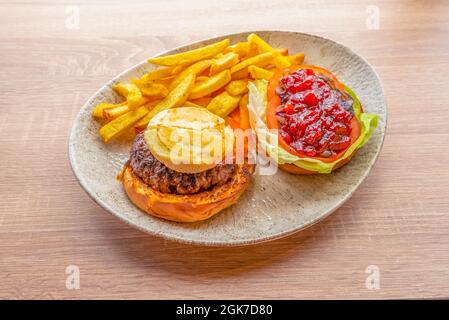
92 33 305 143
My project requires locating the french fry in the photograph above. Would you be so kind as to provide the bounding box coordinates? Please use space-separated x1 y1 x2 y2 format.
246 42 259 59
225 80 248 96
105 99 162 121
138 65 183 83
184 101 203 108
113 83 143 109
169 59 212 91
155 76 175 87
99 106 148 142
135 72 196 129
195 76 209 83
113 91 150 109
206 91 241 118
189 69 231 100
113 83 138 98
136 97 151 107
239 94 250 129
209 52 239 76
148 39 230 66
211 88 226 97
92 102 124 119
247 33 291 69
230 52 273 74
189 97 212 107
249 65 274 80
287 52 305 65
227 42 250 59
139 82 168 99
103 104 130 121
171 64 186 75
277 48 289 56
231 67 249 80
145 99 163 110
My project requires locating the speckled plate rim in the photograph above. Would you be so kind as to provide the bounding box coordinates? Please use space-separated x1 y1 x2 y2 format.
68 30 387 246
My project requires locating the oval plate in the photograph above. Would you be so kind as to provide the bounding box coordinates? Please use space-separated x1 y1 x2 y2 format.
69 31 387 246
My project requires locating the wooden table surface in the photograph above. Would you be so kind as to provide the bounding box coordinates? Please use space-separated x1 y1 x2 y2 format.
1 0 449 299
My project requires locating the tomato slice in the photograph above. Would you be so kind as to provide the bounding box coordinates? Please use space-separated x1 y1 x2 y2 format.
226 116 241 130
266 64 361 163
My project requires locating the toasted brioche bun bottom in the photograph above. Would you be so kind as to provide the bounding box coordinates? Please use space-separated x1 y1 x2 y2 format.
279 152 355 175
121 163 255 222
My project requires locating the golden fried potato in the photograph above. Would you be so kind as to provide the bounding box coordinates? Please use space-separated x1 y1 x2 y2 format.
277 48 289 56
287 52 305 65
195 76 210 83
246 42 259 59
103 98 161 121
206 91 241 118
171 64 186 74
113 83 137 97
247 33 291 69
189 70 231 100
99 106 148 142
169 59 212 91
103 104 130 121
148 39 230 66
134 72 196 129
225 80 248 96
138 65 183 83
249 65 274 80
209 52 239 76
113 83 143 109
230 52 273 74
189 97 212 107
226 42 250 59
154 76 175 87
139 82 168 99
184 101 203 108
231 67 249 80
92 102 125 119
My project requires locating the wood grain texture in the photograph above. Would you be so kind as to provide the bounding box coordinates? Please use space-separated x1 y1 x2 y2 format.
1 0 449 299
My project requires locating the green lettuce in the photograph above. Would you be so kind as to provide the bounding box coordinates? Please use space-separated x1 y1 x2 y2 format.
247 80 378 173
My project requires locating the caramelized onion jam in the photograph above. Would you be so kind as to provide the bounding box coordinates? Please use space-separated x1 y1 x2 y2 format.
275 69 355 158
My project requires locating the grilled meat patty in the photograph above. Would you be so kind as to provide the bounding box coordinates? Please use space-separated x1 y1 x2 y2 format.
129 133 237 195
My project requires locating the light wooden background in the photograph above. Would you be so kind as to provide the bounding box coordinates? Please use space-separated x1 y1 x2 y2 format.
1 0 449 299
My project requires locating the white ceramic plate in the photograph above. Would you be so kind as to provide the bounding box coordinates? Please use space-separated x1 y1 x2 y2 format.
69 31 387 246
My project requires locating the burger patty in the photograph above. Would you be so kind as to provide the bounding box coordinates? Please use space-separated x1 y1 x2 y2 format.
129 133 237 195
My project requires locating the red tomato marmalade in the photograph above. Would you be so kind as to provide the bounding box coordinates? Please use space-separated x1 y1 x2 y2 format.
275 68 355 158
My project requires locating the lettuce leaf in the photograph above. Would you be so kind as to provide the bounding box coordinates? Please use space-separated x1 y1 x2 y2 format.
247 80 378 173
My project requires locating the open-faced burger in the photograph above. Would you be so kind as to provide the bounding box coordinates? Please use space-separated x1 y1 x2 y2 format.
247 65 378 174
119 106 255 222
